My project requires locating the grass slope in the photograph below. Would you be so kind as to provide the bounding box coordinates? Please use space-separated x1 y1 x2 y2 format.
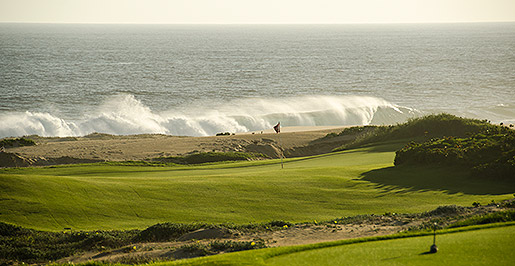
1 143 513 231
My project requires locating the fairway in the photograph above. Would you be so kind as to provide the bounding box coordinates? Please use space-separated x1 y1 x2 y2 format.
1 143 513 231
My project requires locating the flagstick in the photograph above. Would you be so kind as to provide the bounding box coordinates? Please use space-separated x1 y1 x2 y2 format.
278 132 283 169
273 122 283 169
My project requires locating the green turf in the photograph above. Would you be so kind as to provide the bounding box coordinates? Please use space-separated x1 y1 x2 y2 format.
1 143 513 231
266 225 515 266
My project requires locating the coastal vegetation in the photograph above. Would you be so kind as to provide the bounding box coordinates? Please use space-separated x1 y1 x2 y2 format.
0 137 36 148
394 132 515 179
330 113 515 179
332 113 510 151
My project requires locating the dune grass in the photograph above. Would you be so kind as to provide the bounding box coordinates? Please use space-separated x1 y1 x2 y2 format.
1 143 513 231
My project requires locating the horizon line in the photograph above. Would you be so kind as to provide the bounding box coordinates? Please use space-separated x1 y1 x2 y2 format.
1 20 514 25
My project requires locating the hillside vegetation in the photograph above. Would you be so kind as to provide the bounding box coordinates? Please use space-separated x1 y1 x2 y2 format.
328 114 514 179
395 132 515 179
333 113 510 151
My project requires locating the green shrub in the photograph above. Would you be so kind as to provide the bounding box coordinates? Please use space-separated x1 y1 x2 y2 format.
267 220 293 228
134 223 208 242
210 240 266 252
394 132 515 179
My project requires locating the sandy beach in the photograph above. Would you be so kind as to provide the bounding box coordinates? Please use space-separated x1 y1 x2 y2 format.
1 126 353 167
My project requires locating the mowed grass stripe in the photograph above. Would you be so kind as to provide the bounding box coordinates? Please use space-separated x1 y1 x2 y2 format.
1 144 513 231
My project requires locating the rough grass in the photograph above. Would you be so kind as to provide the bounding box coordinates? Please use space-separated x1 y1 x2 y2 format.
449 210 515 228
1 143 513 231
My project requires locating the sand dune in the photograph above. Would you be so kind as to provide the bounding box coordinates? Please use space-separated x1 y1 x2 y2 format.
2 126 352 167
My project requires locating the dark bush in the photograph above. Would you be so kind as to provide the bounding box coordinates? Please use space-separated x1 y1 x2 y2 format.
0 137 36 147
422 205 467 217
155 152 266 165
267 220 293 228
0 222 29 236
210 240 266 252
134 223 207 242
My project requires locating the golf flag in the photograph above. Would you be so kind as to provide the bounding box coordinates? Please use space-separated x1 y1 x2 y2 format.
273 122 280 133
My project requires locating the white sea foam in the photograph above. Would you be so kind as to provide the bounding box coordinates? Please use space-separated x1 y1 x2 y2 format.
0 94 420 138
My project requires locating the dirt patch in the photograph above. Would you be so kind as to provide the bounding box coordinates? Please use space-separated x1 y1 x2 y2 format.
245 142 282 158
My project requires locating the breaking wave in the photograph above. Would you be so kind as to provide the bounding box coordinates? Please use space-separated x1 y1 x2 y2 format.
0 94 420 138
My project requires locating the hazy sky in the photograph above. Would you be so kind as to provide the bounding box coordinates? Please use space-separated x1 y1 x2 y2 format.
1 0 514 24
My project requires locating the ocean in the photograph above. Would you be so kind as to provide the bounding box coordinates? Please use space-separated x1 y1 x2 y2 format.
1 23 514 137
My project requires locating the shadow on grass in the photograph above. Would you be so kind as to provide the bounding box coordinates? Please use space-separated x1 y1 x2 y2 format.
419 251 436 255
360 165 515 195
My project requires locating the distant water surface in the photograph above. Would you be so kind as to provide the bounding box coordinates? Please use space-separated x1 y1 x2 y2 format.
0 23 514 137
